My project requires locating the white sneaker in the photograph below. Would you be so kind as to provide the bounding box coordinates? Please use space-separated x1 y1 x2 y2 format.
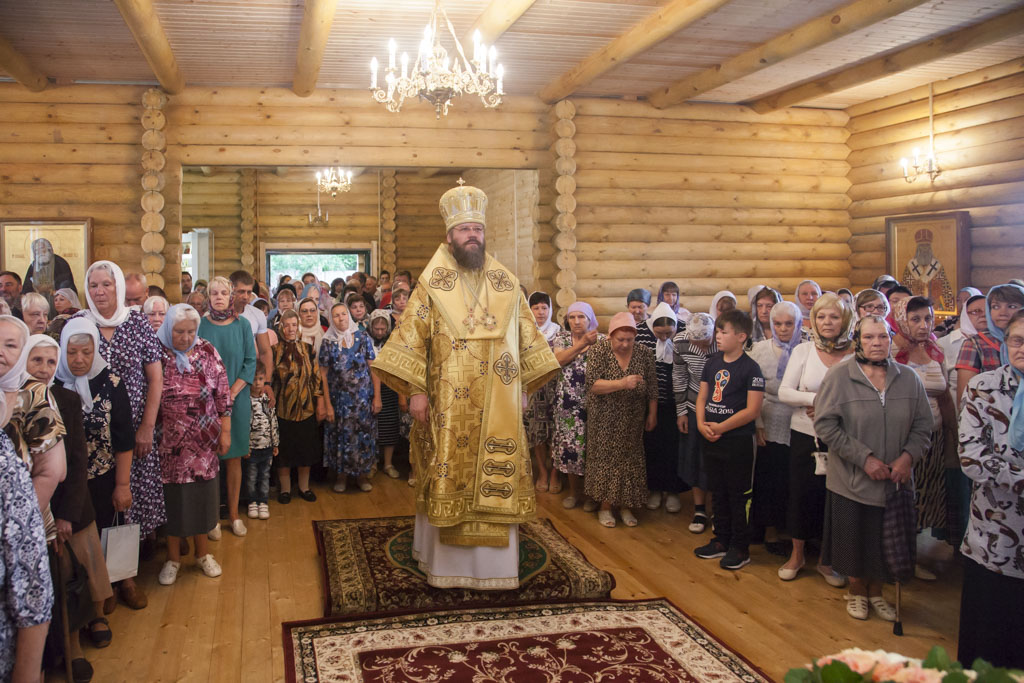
197 554 222 578
231 519 247 537
158 560 180 585
665 494 682 513
646 492 663 510
333 479 347 493
258 503 269 520
247 502 259 519
208 524 222 541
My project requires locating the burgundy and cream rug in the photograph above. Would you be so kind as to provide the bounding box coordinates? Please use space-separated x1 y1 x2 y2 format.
283 598 770 682
313 516 615 617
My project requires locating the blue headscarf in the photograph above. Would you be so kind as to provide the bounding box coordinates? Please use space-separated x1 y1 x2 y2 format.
985 284 1024 364
157 303 201 374
770 301 804 380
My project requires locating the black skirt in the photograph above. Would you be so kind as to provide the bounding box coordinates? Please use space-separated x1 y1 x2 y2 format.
277 416 322 468
787 430 827 541
821 490 887 581
163 477 219 537
958 558 1024 669
644 402 687 493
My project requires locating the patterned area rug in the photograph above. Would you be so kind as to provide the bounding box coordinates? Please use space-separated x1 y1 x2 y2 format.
283 599 771 682
312 516 615 617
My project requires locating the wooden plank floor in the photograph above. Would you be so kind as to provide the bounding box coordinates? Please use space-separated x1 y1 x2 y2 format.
75 475 960 682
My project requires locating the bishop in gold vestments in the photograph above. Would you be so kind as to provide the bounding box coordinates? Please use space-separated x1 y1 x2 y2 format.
372 180 560 589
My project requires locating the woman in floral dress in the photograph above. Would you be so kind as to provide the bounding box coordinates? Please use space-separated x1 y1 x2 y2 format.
320 302 381 492
73 261 163 609
550 301 603 509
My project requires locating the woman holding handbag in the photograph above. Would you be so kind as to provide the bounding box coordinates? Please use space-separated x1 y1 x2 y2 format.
813 315 932 621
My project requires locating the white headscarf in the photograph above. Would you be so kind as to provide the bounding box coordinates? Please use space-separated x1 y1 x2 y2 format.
55 287 82 310
323 303 354 349
0 315 32 392
83 260 131 328
56 317 109 412
795 279 822 318
24 334 60 387
530 292 561 341
709 291 737 321
746 284 767 306
646 301 677 364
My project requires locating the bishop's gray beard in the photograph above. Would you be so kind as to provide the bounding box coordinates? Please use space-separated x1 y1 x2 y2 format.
451 239 486 270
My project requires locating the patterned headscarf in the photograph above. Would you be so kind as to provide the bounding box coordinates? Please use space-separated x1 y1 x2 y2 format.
157 304 201 374
684 312 715 342
809 292 854 353
853 315 892 367
769 301 803 380
891 297 944 365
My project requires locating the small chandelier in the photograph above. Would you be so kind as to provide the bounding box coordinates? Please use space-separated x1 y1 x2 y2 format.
308 187 329 227
317 168 352 197
369 0 504 118
900 83 941 183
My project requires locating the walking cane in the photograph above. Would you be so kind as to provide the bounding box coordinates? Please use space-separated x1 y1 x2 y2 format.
893 580 903 636
55 542 75 681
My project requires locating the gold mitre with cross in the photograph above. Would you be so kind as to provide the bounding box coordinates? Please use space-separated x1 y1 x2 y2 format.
439 178 487 231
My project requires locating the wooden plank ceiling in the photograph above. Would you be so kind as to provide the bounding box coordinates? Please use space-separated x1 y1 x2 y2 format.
0 0 1022 109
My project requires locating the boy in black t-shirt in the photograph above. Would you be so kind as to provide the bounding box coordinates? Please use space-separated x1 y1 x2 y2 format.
694 309 765 570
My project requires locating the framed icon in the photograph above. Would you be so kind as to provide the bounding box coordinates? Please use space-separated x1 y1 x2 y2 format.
1 219 91 297
885 211 971 316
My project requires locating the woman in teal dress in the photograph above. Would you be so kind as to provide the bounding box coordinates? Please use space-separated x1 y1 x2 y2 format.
197 276 256 537
319 303 380 493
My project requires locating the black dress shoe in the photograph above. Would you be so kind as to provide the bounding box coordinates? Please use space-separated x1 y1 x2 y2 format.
277 491 292 504
298 488 317 502
71 657 94 682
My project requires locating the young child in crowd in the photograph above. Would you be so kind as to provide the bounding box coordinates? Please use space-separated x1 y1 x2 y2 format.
673 312 717 534
246 362 279 520
694 309 764 571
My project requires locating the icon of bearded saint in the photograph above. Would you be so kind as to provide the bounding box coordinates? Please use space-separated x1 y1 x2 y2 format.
901 229 954 312
22 238 78 313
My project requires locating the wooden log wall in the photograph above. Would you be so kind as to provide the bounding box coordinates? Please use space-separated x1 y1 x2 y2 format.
566 98 852 319
393 171 451 278
182 169 243 276
845 58 1024 290
0 84 148 272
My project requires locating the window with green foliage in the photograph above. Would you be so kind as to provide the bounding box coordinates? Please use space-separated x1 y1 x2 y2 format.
267 251 367 292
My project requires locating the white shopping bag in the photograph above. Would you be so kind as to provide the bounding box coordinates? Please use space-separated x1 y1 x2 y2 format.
100 513 140 582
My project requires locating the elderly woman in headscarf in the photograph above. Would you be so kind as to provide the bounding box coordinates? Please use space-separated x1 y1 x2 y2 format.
0 388 53 683
796 279 822 329
626 288 651 325
892 297 958 574
814 314 932 622
957 309 1024 667
55 318 135 615
197 275 256 538
0 315 67 552
25 332 115 664
778 292 855 586
673 312 717 533
367 309 401 478
635 301 687 512
143 295 169 334
550 301 603 506
657 281 691 327
72 260 163 609
709 290 737 321
153 304 231 585
320 302 380 493
525 291 560 492
53 287 81 317
750 286 783 346
297 296 327 356
585 312 658 528
749 301 802 554
300 282 333 320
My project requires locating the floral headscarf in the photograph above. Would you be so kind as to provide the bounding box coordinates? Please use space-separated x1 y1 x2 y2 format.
891 297 944 365
809 292 854 353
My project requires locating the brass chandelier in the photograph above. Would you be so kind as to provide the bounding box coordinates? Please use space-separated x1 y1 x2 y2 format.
317 167 353 197
369 0 504 118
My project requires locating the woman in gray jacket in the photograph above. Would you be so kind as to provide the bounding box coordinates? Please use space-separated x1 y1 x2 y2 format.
813 315 933 622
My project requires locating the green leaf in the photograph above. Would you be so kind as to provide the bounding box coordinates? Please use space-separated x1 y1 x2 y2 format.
943 672 969 683
784 667 816 683
820 661 864 683
923 646 954 672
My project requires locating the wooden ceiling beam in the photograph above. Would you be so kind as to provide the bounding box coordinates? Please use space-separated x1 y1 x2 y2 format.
538 0 731 104
748 5 1024 113
417 168 442 179
463 0 537 48
292 0 338 97
0 35 48 91
647 0 931 109
112 0 185 94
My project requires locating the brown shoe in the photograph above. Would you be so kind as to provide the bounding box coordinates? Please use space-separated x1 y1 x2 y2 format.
119 582 148 610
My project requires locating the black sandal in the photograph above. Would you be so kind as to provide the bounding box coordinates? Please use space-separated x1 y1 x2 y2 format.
277 491 292 504
298 488 317 502
87 617 112 648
